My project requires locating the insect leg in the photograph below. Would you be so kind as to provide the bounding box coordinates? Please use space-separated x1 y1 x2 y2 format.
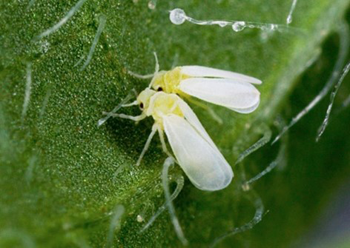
136 124 158 166
102 112 146 122
121 100 138 107
157 125 174 159
98 93 135 126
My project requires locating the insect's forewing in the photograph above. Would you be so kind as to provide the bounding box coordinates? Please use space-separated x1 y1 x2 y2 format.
163 101 233 191
181 66 262 85
231 99 260 114
180 78 260 113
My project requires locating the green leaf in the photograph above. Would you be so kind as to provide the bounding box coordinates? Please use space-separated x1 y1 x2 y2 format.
1 0 349 247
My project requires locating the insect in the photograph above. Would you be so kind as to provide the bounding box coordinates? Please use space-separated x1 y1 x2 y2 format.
130 53 262 115
100 88 233 191
100 55 262 191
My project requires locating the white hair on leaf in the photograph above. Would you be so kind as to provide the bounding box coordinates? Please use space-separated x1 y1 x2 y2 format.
22 62 32 120
210 190 265 248
316 62 350 141
286 0 299 24
272 21 350 145
80 14 107 71
106 205 125 248
35 0 88 40
140 173 184 232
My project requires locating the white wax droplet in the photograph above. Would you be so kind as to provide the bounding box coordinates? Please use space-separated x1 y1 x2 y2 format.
148 1 156 10
137 215 144 222
232 21 246 32
169 8 186 25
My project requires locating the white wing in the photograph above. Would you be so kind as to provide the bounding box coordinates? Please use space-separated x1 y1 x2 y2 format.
179 78 260 113
180 66 262 85
230 99 260 114
163 114 233 191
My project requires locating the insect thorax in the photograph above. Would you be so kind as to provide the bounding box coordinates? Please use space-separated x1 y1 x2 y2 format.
152 67 189 95
149 92 184 129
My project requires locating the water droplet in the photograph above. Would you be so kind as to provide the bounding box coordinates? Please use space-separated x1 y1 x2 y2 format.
169 8 186 25
287 16 292 24
232 21 246 32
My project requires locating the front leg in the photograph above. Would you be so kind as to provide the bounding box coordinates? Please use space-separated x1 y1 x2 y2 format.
136 124 158 166
98 92 135 126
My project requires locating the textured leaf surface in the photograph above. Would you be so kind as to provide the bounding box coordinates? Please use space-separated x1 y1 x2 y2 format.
1 0 350 247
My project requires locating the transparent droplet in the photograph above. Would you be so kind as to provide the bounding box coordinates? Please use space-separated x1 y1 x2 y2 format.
232 21 246 32
169 8 186 25
287 16 292 24
148 1 156 10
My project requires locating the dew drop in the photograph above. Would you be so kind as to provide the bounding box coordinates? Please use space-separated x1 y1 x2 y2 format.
232 21 246 32
169 8 186 25
287 15 292 24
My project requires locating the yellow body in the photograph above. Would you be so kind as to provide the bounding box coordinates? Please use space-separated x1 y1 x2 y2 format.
151 67 190 97
137 89 184 130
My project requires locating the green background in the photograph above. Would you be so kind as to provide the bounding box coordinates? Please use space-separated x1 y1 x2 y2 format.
1 0 350 247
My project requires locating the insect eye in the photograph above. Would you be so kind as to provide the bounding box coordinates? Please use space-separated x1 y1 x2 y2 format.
139 103 144 109
157 87 163 92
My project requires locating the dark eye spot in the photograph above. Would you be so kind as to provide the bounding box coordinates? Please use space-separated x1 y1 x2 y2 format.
139 103 144 109
157 87 163 92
